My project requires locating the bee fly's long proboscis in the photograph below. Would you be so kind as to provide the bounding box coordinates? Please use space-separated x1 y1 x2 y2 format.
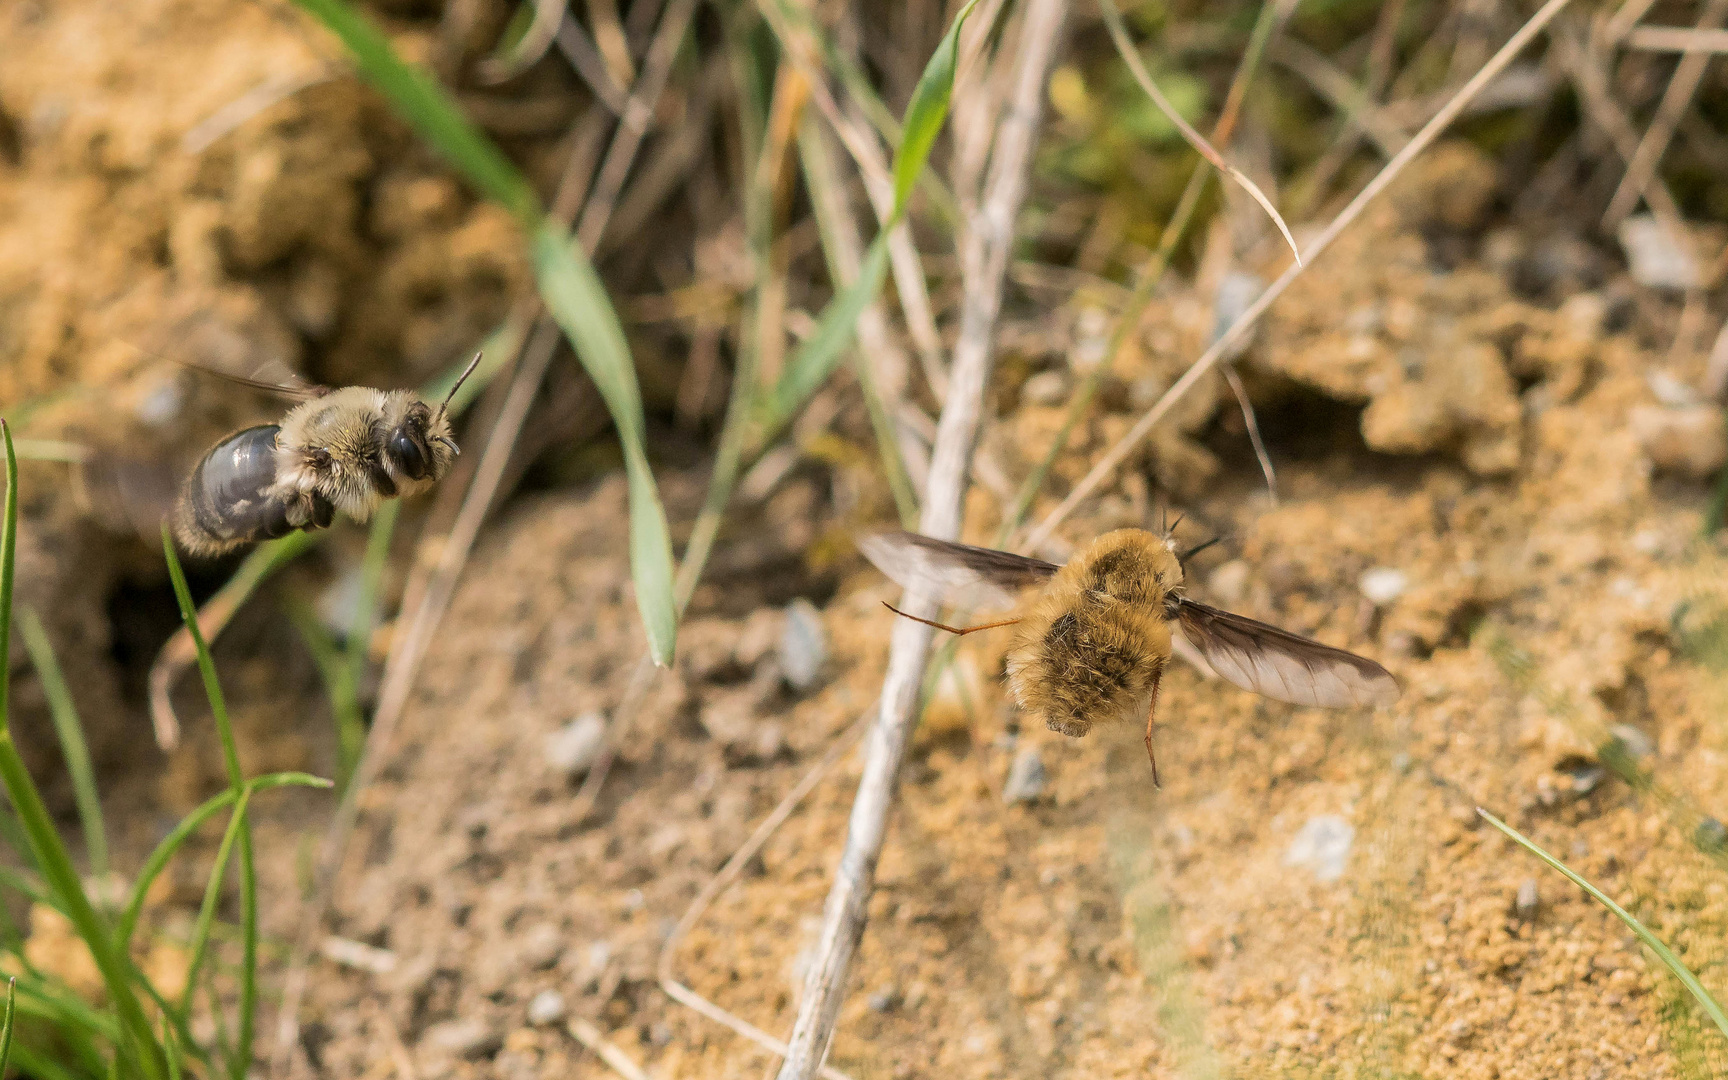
168 352 482 557
859 527 1401 784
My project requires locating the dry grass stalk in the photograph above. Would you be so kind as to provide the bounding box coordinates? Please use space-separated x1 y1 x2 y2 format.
1625 25 1728 53
1556 25 1687 228
1603 0 1728 227
1023 0 1580 552
771 2 1069 1076
1100 0 1302 265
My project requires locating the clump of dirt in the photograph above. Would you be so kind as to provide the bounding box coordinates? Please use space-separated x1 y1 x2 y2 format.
294 147 1728 1079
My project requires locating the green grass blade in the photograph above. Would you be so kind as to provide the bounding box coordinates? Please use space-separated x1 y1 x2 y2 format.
18 608 108 881
0 976 16 1074
757 235 892 441
176 791 251 1020
531 225 678 665
116 773 327 954
0 421 15 727
283 594 365 793
286 0 538 222
759 0 981 448
0 423 162 1078
892 0 981 211
1478 808 1728 1038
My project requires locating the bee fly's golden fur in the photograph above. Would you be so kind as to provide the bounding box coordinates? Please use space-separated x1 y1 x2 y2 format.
1005 529 1181 740
172 359 474 557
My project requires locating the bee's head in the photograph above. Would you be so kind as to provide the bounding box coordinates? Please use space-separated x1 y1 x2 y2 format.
382 399 458 484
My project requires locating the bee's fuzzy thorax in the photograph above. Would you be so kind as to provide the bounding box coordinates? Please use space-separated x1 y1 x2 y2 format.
1005 529 1179 738
270 387 456 521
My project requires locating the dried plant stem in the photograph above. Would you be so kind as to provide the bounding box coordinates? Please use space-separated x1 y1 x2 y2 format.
1625 25 1728 53
1557 26 1686 229
1025 0 1578 552
1002 0 1288 545
1099 0 1301 265
1602 0 1728 227
772 3 1068 1076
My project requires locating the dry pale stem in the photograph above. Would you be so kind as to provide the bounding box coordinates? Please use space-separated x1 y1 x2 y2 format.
1023 0 1580 552
771 1 1069 1076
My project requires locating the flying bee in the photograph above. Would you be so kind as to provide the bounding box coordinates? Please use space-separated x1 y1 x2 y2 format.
170 353 482 557
858 527 1400 785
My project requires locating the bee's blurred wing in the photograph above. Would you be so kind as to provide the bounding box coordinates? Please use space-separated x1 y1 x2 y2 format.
172 357 328 402
856 531 1059 612
1174 598 1400 709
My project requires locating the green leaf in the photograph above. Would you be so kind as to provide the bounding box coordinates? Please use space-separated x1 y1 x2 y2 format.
530 226 678 664
0 977 16 1075
892 0 982 213
18 609 108 881
1479 808 1728 1039
287 0 539 222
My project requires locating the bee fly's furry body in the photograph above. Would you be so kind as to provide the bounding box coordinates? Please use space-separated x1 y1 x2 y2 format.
859 525 1400 786
1006 530 1179 738
172 384 461 557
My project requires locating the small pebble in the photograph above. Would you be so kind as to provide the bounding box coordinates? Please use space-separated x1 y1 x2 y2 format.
650 1023 674 1048
1284 815 1354 883
868 983 901 1012
545 714 606 779
1021 370 1069 406
1564 762 1606 795
526 990 566 1026
1608 724 1655 762
422 1018 500 1059
779 599 827 692
1359 567 1409 606
1516 878 1540 919
1630 404 1728 479
518 923 564 971
1002 746 1047 804
1696 817 1728 853
1207 560 1250 606
1619 215 1698 290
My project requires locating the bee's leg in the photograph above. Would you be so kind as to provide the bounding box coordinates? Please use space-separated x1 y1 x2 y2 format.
1143 666 1163 790
307 492 335 530
881 601 1020 637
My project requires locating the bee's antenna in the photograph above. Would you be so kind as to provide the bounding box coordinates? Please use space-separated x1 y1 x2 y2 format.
437 351 484 421
1177 536 1222 563
1167 511 1186 535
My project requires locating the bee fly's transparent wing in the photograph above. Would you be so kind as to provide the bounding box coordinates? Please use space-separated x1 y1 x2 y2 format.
856 531 1059 612
1173 598 1400 708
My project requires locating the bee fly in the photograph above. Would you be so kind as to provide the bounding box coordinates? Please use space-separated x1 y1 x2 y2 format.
170 353 481 557
859 528 1400 785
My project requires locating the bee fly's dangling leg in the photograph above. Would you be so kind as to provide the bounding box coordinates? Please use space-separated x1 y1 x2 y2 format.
1144 665 1164 790
881 601 1020 637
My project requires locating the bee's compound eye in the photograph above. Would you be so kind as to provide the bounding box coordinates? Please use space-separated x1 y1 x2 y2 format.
390 429 429 480
308 447 333 471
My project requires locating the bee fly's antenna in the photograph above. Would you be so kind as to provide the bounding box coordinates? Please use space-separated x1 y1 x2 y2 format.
1177 536 1222 563
1166 511 1186 536
436 351 484 422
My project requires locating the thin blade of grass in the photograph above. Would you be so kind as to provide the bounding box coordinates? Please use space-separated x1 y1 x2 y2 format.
175 790 252 1021
1098 0 1300 265
0 977 16 1074
1478 808 1728 1038
892 0 981 211
287 0 537 220
115 774 328 952
160 527 264 1074
0 421 164 1079
283 597 365 794
17 608 108 881
530 225 678 664
758 0 984 446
